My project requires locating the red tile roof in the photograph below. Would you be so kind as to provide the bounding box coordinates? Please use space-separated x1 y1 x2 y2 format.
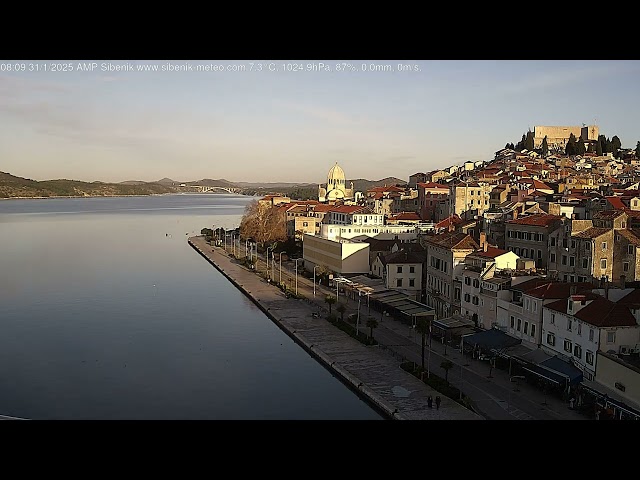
435 214 462 229
605 197 628 211
506 214 563 227
473 247 510 259
525 282 593 299
417 182 448 190
424 231 479 250
546 296 637 327
390 212 422 221
593 210 626 219
572 227 610 239
328 205 366 214
533 179 553 190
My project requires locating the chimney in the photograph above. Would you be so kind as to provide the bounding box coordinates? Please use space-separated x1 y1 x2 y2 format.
480 232 488 252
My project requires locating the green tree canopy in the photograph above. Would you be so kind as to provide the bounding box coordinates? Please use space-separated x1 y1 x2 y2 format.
576 137 586 156
541 136 549 156
525 130 535 151
596 140 603 156
565 133 577 156
636 141 640 158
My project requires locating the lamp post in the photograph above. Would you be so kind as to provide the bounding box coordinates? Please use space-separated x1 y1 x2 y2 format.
279 252 286 286
313 265 319 297
294 258 301 295
356 292 362 336
266 246 274 277
231 233 236 256
272 251 275 279
245 239 250 258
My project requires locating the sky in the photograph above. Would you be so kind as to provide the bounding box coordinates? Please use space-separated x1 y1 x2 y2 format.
1 60 640 184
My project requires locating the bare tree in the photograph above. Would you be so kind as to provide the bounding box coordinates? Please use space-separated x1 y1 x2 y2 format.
239 200 287 246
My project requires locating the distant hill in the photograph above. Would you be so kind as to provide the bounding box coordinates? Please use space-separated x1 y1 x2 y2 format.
0 172 176 199
183 178 232 187
155 177 179 186
349 177 407 193
120 180 148 185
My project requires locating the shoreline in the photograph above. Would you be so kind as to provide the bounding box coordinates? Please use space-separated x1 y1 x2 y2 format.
0 192 247 201
188 235 483 421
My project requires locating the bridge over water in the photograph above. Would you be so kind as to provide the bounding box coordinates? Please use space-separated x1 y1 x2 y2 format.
178 185 243 194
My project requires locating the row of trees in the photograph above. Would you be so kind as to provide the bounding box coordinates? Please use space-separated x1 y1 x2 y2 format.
509 131 630 159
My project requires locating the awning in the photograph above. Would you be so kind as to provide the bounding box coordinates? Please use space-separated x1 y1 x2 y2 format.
539 356 583 385
521 364 566 385
581 379 640 418
463 328 521 352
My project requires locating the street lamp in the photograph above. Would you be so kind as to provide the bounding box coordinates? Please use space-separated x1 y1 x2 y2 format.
266 246 275 278
245 239 250 258
279 252 286 286
356 291 362 336
313 265 319 297
231 233 237 256
272 251 275 279
294 258 301 295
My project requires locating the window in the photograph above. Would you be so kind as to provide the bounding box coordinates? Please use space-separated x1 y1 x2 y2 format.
582 258 588 269
589 329 594 342
538 250 542 260
585 242 590 251
465 277 471 285
524 321 529 335
531 324 536 338
523 248 528 258
464 293 471 302
574 344 582 359
577 323 582 336
547 333 556 346
629 245 635 254
396 278 403 287
550 253 556 263
569 256 576 267
409 278 415 287
550 237 556 246
510 316 515 328
571 240 576 249
550 313 555 324
564 339 572 353
624 262 629 272
567 318 572 331
533 301 537 312
473 279 479 288
607 331 616 344
586 351 594 366
472 296 479 306
562 255 567 266
517 318 522 331
600 258 607 269
602 242 607 251
397 266 403 274
409 266 415 273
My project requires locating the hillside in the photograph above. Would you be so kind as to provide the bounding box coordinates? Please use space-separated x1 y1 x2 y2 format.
349 177 407 193
0 172 176 198
185 178 237 187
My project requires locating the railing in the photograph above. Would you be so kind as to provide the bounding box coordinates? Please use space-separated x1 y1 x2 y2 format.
497 298 522 313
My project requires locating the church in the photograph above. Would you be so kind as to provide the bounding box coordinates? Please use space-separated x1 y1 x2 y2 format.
318 162 355 203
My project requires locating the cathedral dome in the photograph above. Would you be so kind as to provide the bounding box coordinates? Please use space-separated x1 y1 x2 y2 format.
327 162 345 180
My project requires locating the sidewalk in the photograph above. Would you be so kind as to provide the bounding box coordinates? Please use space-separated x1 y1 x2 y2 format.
238 245 587 420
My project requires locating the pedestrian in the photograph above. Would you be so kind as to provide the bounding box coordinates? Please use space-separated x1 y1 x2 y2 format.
569 397 575 410
427 396 433 408
435 396 441 410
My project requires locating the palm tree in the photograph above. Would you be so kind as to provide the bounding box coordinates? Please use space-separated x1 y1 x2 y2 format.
366 318 378 339
336 303 347 322
325 295 336 315
441 360 454 384
416 317 430 370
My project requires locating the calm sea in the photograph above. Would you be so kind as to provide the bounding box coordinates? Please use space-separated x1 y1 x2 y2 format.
0 194 382 419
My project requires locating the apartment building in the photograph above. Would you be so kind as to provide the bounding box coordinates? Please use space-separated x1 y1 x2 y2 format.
542 292 640 381
372 249 424 301
505 214 563 268
424 231 478 318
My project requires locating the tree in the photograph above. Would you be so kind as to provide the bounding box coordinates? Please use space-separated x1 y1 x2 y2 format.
576 137 586 156
605 137 613 154
239 199 287 247
541 136 549 157
441 360 454 384
587 141 594 153
336 303 347 322
565 133 577 156
325 295 336 315
366 318 378 339
515 133 526 151
612 135 622 158
416 317 430 370
636 141 640 158
596 140 603 156
525 130 535 151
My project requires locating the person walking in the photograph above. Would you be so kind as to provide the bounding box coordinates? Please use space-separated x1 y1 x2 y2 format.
435 396 441 410
427 396 433 408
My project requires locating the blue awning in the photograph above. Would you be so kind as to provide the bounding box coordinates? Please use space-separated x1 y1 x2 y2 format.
539 356 583 384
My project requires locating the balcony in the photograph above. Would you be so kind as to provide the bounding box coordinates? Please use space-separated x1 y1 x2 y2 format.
497 298 522 313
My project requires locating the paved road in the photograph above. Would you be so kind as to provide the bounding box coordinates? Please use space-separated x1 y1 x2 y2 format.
235 243 586 421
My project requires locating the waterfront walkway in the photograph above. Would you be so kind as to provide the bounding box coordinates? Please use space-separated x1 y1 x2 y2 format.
189 236 482 420
221 240 587 421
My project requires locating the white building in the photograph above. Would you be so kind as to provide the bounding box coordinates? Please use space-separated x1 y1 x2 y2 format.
373 249 424 301
541 292 640 381
302 234 370 275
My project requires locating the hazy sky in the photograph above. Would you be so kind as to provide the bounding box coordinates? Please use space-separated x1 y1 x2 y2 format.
1 60 640 184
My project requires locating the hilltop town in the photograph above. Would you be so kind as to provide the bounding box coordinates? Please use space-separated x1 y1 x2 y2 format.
233 125 640 421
